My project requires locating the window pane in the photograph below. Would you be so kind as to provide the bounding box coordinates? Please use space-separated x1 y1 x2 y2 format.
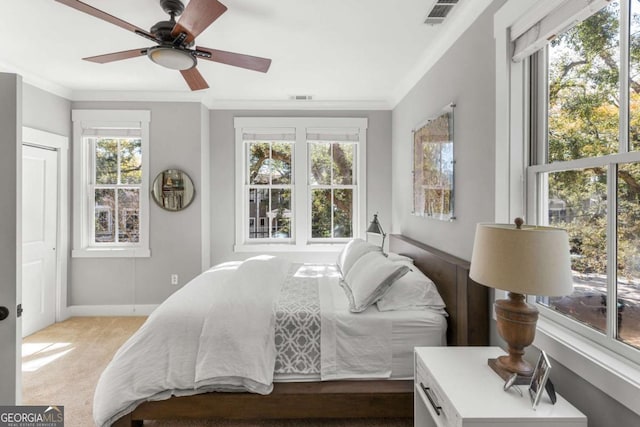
95 139 118 184
540 168 608 334
118 189 140 243
248 188 269 239
270 189 291 239
311 189 332 238
309 143 331 185
271 142 292 185
249 142 271 184
334 189 353 238
630 0 640 151
548 3 620 162
120 139 142 184
332 143 354 185
95 188 115 243
247 188 291 240
617 163 640 348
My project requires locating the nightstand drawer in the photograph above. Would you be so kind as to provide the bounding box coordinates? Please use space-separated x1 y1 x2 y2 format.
415 353 458 427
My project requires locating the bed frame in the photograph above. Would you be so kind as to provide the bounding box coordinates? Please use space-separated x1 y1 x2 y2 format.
112 234 489 426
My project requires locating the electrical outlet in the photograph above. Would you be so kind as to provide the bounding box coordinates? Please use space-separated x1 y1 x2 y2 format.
171 274 179 285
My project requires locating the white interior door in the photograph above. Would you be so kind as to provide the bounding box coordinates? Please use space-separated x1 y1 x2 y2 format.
21 145 58 337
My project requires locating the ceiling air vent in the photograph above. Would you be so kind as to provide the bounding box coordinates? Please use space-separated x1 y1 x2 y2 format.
424 0 459 25
290 95 313 101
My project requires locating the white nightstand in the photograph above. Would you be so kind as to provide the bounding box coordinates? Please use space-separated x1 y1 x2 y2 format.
414 346 587 427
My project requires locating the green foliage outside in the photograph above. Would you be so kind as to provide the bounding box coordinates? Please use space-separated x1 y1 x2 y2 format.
248 142 292 238
248 140 354 239
547 3 640 281
93 138 142 243
309 142 354 238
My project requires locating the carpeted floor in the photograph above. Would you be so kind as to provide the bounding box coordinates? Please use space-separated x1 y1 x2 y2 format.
22 317 412 427
22 317 146 427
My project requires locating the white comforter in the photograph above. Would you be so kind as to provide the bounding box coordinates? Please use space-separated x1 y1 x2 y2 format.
93 255 290 427
93 256 431 427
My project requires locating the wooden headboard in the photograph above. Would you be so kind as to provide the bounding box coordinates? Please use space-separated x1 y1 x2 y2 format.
389 234 489 346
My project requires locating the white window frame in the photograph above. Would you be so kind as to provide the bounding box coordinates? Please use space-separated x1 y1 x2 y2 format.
495 0 640 416
234 117 367 252
72 110 151 258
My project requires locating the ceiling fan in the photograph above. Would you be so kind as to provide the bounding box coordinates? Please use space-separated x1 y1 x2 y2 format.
55 0 272 91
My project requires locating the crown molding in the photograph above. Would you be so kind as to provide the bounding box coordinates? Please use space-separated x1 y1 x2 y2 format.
70 89 208 105
71 90 391 110
205 98 392 111
0 61 72 100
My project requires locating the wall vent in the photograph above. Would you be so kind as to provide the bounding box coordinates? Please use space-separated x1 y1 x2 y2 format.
290 95 313 101
424 0 459 25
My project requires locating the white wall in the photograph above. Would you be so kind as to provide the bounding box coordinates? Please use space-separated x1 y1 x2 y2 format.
69 101 206 306
209 109 392 265
22 84 71 137
391 3 498 261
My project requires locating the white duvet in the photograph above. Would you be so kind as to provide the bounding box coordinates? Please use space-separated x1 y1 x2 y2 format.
93 255 290 427
93 256 436 427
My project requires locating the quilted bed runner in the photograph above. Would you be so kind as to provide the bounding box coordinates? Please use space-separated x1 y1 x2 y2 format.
274 266 321 374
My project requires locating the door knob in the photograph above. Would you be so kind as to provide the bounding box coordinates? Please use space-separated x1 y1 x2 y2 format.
0 306 8 321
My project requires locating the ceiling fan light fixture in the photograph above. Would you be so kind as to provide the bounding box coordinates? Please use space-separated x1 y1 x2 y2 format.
147 46 196 70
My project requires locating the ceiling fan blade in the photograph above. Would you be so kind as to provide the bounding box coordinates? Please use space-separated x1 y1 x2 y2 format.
55 0 156 42
180 68 210 91
195 46 271 73
172 0 227 44
83 48 147 64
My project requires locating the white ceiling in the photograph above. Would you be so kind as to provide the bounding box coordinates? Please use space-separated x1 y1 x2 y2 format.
0 0 491 109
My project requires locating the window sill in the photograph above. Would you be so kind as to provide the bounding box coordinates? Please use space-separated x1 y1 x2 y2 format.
534 316 640 416
234 243 347 253
72 247 151 258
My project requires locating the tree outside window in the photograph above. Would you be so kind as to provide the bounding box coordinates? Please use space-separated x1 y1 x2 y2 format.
91 137 142 245
235 117 366 249
534 0 640 350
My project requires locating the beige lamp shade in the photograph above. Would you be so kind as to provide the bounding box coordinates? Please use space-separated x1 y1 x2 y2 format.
469 222 574 296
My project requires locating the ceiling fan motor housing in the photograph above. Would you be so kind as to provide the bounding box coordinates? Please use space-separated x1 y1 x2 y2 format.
151 20 178 43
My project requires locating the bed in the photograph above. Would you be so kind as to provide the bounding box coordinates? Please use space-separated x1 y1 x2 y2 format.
108 234 489 427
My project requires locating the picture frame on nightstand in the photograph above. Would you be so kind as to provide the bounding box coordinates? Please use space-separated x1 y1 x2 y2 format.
529 351 551 409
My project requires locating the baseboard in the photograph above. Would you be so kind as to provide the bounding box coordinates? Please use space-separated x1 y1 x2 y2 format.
65 304 158 318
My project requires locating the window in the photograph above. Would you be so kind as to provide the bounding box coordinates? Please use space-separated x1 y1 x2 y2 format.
72 110 151 257
528 0 640 362
308 131 358 240
246 132 294 241
496 0 640 412
234 117 367 251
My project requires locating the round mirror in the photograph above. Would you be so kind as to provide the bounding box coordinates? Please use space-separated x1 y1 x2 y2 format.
151 169 195 211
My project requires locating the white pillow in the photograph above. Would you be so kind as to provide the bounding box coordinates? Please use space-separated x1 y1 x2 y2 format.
387 252 414 264
376 267 446 312
336 238 380 278
341 251 410 313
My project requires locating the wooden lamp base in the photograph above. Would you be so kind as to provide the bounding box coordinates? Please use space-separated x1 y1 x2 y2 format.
491 292 539 378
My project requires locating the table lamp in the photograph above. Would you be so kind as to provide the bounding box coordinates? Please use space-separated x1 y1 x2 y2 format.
469 218 573 379
367 213 386 254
